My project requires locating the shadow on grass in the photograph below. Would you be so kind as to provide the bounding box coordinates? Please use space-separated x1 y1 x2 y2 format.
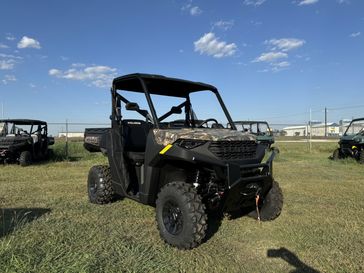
203 209 224 243
267 247 320 273
0 208 51 238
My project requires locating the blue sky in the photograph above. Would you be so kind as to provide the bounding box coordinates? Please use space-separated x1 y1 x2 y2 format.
1 0 364 130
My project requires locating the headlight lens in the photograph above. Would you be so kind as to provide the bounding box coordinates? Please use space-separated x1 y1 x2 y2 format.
176 139 206 149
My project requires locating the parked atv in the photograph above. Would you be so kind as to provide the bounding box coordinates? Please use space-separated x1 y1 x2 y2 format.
84 73 283 249
0 119 54 166
231 121 275 148
332 118 364 164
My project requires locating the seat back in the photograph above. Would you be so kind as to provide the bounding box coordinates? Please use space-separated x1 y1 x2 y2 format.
122 120 152 152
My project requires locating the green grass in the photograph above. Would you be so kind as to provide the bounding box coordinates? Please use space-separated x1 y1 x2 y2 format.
1 142 363 273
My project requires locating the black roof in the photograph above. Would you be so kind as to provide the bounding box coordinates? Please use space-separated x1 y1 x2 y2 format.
234 121 269 125
351 118 364 122
0 119 47 125
112 73 217 97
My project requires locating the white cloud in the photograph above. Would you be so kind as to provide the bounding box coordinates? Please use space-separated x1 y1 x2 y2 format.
49 69 61 76
243 0 266 6
298 0 319 6
253 52 288 62
271 61 291 72
71 63 86 67
2 75 17 84
29 83 36 88
350 32 361 38
6 34 16 41
190 6 202 16
48 65 118 88
0 53 22 70
273 61 291 67
17 36 41 49
182 4 202 16
0 60 16 70
213 20 234 31
337 0 349 3
194 32 237 58
266 38 305 52
0 43 9 49
250 20 263 26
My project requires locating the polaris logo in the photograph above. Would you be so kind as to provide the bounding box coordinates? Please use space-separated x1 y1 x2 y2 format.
85 136 100 145
127 121 142 125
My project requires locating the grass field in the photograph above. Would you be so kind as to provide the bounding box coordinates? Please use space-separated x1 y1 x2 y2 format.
1 141 363 273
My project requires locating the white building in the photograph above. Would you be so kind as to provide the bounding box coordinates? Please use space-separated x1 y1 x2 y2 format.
58 132 84 138
282 125 309 137
282 123 341 137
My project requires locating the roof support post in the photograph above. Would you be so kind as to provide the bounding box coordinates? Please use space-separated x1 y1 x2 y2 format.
138 77 160 128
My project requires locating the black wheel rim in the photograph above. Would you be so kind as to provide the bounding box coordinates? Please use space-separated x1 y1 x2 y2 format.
162 200 183 235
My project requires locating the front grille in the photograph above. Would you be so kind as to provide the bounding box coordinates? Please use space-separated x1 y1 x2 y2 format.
208 140 257 160
0 138 20 145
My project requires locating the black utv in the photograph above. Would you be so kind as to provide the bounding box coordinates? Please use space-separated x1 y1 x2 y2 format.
332 118 364 164
84 73 283 249
0 119 54 166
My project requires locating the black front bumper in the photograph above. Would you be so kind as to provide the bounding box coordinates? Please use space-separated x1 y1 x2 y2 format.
223 149 276 211
155 143 277 211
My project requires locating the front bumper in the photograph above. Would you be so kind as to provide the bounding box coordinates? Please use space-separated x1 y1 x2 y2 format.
154 143 277 210
223 148 276 211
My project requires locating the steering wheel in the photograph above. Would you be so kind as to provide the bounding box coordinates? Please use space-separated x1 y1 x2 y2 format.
197 118 219 128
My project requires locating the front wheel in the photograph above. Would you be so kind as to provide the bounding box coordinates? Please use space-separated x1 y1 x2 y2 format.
332 148 342 160
249 180 283 221
87 165 115 204
19 151 32 166
359 151 364 164
156 182 207 249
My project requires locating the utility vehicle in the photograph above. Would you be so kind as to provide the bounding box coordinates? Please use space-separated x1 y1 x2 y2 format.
332 118 364 164
230 121 275 148
84 73 283 249
0 119 54 166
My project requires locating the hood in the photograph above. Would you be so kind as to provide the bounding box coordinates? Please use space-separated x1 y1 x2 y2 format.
0 136 32 147
340 133 364 144
341 134 355 141
153 128 256 146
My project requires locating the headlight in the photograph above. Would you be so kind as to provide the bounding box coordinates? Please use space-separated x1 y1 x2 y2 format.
176 139 206 149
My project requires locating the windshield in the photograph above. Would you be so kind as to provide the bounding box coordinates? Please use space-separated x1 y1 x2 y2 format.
151 90 229 128
116 89 233 129
345 120 364 135
0 122 40 136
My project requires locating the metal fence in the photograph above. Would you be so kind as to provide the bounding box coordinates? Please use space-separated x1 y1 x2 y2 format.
48 121 109 160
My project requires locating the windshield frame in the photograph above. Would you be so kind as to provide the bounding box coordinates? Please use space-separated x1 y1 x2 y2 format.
344 118 364 136
112 76 237 130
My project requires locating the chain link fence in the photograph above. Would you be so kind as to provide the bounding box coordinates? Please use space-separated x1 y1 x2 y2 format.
47 121 109 160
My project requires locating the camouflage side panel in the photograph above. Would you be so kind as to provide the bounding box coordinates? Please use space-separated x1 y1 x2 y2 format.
153 128 256 146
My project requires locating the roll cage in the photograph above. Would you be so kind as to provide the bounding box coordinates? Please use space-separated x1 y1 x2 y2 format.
110 73 237 130
344 118 364 136
0 119 48 136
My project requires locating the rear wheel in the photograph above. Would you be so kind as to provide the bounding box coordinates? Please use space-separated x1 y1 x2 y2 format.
249 180 283 221
156 182 207 249
19 151 32 166
87 165 115 204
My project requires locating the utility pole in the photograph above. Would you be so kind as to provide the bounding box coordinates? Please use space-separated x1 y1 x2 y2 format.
309 108 312 152
324 107 327 138
65 119 69 160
